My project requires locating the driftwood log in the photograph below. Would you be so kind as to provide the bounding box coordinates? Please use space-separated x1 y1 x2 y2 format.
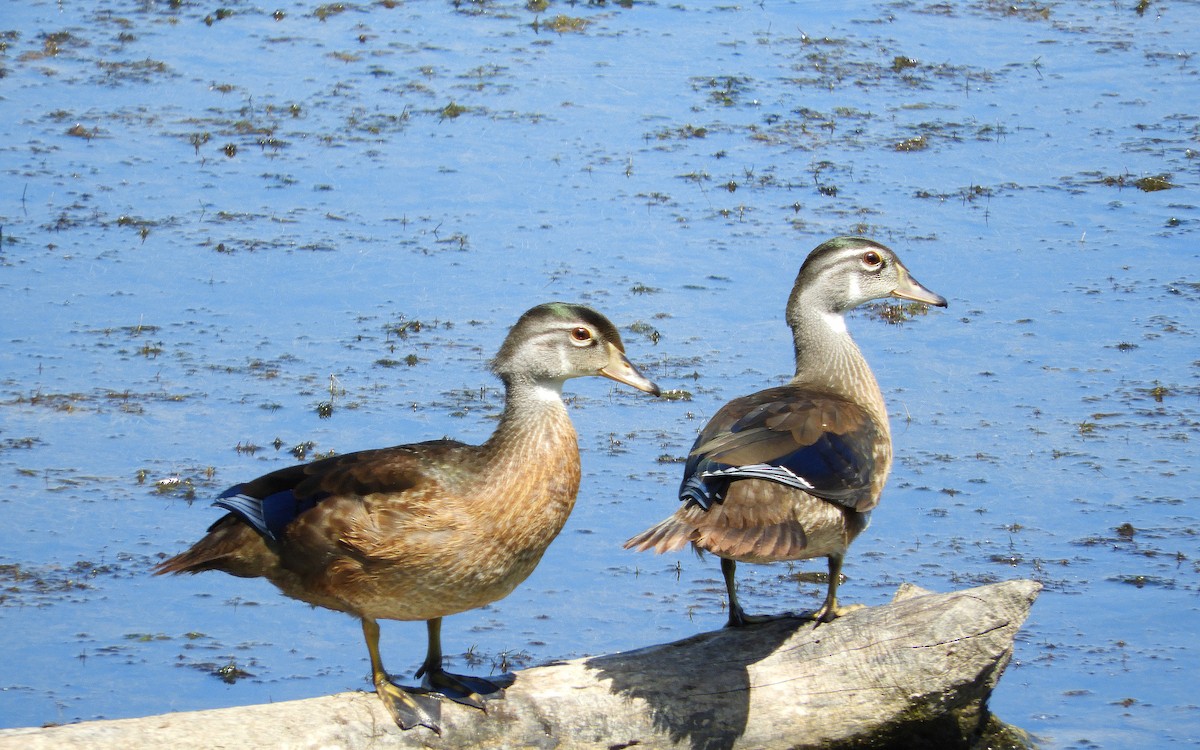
0 580 1039 750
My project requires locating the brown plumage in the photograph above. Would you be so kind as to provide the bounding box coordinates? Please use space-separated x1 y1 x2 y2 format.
626 237 946 626
156 302 659 733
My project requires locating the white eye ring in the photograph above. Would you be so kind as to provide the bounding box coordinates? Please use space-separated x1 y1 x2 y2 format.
862 250 883 269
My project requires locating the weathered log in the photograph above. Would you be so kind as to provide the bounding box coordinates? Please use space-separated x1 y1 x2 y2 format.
0 580 1039 750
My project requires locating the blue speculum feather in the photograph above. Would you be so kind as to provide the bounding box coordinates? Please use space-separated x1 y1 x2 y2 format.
681 424 874 510
215 486 321 542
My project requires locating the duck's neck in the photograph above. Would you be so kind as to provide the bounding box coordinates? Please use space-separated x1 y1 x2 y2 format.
485 377 577 454
481 376 582 516
452 377 582 589
788 304 888 427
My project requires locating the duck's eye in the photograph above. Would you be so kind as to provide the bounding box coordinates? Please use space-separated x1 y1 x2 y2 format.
570 327 593 344
862 250 883 268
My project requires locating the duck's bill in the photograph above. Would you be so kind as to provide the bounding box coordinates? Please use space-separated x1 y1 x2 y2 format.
600 344 661 396
892 270 948 307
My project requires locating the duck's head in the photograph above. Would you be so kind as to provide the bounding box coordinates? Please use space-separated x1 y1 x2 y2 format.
492 302 660 396
787 236 947 321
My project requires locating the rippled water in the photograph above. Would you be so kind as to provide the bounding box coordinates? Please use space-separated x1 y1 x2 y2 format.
1 1 1197 747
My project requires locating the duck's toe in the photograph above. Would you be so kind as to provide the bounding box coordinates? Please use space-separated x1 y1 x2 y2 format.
375 679 443 733
423 669 512 710
805 600 865 625
726 603 798 628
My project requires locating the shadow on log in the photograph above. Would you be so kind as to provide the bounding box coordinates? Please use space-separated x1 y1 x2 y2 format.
0 580 1040 750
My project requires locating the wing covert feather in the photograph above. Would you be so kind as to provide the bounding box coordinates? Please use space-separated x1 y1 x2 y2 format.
680 385 883 511
215 439 473 544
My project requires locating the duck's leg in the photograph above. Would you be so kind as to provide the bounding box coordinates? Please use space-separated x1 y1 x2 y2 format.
806 552 863 624
362 617 443 733
414 617 508 709
722 557 792 627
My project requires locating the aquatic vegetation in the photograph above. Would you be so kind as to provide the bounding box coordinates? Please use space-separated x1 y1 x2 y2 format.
538 15 591 34
862 300 935 325
439 100 468 119
1132 174 1176 192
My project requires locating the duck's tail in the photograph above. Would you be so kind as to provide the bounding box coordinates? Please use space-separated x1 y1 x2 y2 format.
623 515 694 555
153 514 271 578
625 507 812 563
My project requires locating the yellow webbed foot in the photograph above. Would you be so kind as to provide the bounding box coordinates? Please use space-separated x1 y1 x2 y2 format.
805 597 865 625
374 676 443 734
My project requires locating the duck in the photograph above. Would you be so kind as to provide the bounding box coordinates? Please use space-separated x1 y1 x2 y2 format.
155 302 660 733
625 237 946 627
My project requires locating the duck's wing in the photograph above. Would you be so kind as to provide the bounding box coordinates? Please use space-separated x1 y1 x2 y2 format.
679 386 883 513
214 440 467 543
153 440 475 580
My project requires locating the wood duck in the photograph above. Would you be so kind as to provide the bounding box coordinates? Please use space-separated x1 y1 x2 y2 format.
155 302 660 733
625 237 946 627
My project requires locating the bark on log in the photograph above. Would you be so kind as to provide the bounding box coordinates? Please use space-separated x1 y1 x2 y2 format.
0 579 1040 750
